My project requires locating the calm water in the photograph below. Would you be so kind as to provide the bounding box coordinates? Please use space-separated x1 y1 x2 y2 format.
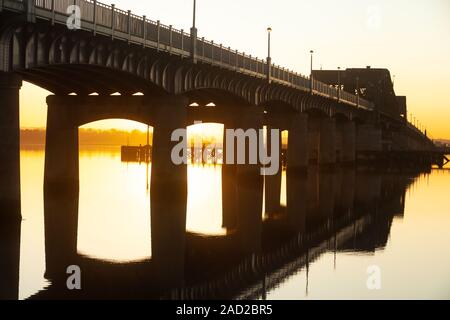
13 146 450 299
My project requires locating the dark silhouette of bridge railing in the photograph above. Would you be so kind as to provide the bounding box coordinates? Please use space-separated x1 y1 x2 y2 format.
3 0 374 109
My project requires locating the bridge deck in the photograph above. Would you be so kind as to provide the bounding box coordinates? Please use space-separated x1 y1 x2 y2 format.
1 0 374 109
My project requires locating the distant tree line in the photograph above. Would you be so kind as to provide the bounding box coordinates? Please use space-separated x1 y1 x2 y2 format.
20 128 152 146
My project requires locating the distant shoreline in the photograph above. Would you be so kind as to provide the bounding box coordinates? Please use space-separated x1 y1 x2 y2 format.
20 128 151 146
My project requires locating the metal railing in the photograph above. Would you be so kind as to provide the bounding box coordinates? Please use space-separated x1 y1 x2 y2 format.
4 0 374 110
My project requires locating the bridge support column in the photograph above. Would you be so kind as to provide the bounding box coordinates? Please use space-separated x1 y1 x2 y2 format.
307 117 320 163
319 118 336 165
287 113 309 170
356 124 382 160
150 96 188 285
0 73 22 221
265 126 282 215
341 121 356 162
44 96 79 193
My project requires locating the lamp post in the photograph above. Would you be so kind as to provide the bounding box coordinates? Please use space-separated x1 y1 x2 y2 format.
356 76 360 107
190 0 198 62
310 50 314 94
266 27 272 82
337 66 341 102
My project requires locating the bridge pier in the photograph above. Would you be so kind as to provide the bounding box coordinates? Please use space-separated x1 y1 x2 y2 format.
150 96 188 284
356 124 382 160
336 121 356 163
307 117 320 163
0 72 22 221
319 118 336 165
287 113 309 170
44 96 79 193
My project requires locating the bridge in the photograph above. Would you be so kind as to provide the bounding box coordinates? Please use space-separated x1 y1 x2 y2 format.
0 1 444 240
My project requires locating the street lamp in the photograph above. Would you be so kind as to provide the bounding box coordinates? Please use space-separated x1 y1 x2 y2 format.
356 76 360 107
310 50 314 93
337 67 341 102
193 0 197 29
190 0 198 62
266 27 272 82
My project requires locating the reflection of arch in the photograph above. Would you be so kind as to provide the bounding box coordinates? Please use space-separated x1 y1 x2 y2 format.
77 120 153 262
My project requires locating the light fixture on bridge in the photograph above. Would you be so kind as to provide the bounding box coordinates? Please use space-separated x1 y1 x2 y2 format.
206 102 216 107
190 0 198 62
189 102 200 107
337 67 341 102
266 27 272 83
309 50 314 94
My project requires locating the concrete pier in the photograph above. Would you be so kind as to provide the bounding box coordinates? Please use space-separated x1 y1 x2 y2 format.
337 121 356 163
0 73 22 220
356 124 382 152
287 113 309 170
44 96 80 193
319 118 336 165
307 117 321 163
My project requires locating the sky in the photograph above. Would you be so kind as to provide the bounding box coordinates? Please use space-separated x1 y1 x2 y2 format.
20 0 450 139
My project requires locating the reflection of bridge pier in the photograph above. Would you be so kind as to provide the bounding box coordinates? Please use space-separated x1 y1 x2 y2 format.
286 169 307 232
306 166 338 229
234 109 264 254
354 170 382 214
222 124 238 230
265 126 282 215
43 187 79 280
0 73 22 220
0 219 21 300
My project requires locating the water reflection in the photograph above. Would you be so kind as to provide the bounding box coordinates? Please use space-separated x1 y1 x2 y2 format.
5 147 450 299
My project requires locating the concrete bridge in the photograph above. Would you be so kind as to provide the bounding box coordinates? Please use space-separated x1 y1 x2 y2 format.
0 0 440 225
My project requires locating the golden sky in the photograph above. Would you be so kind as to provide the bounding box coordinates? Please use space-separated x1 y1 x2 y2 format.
19 0 450 139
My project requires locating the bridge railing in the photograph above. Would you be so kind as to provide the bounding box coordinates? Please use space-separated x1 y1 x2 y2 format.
12 0 375 110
